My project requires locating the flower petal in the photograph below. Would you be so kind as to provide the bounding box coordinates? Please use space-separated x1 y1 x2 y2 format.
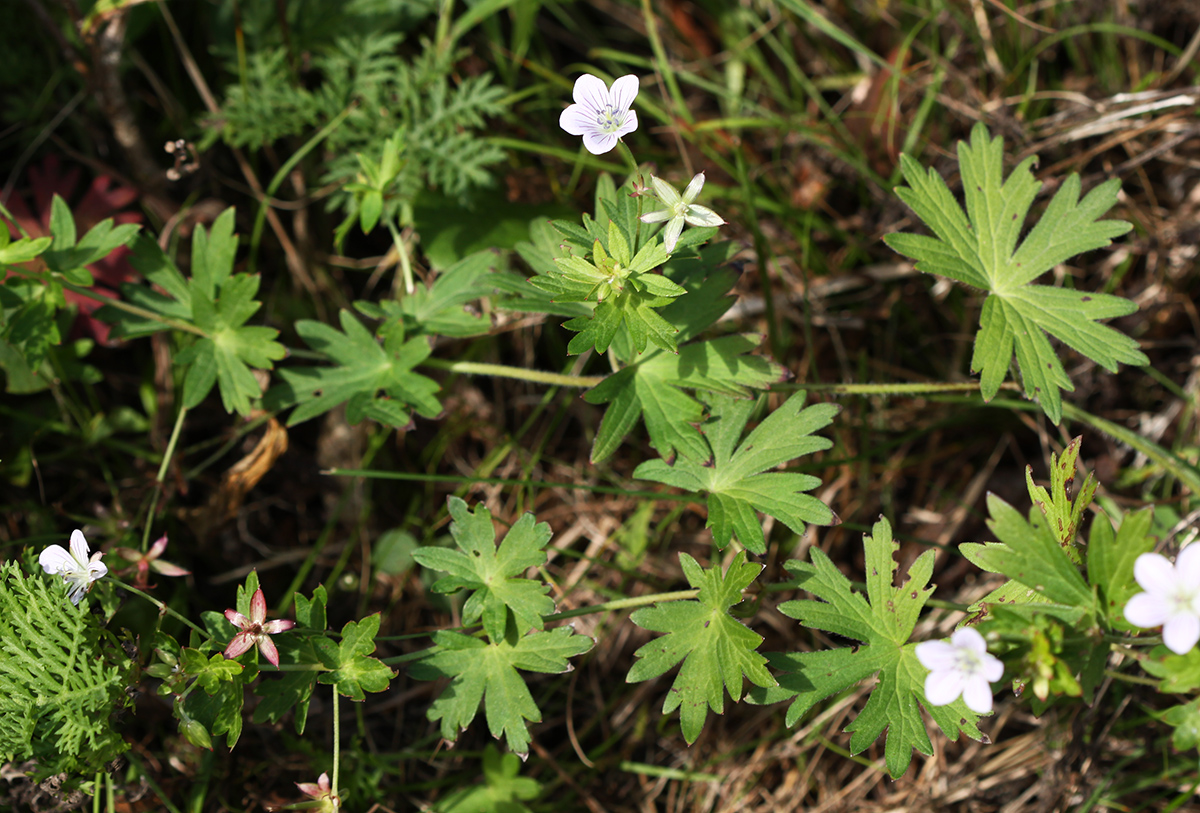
609 74 639 112
982 654 1005 683
559 105 596 136
149 534 170 558
1163 614 1200 655
682 172 706 203
914 639 958 671
1124 591 1169 629
225 609 251 629
960 675 994 713
1134 552 1176 593
224 633 255 660
250 587 268 624
69 530 91 567
924 668 965 706
262 619 295 634
649 175 682 207
662 217 685 253
1176 544 1200 586
88 560 109 581
39 544 75 575
582 131 618 155
950 627 987 653
683 204 725 227
613 109 638 139
640 208 673 224
572 74 610 113
257 635 281 667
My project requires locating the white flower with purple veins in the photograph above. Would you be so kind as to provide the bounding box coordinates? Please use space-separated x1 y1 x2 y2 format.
639 173 726 253
1124 546 1200 655
559 74 639 155
915 627 1004 714
39 529 108 605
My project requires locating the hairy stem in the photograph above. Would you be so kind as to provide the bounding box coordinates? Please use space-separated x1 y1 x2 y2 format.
421 358 604 388
111 578 211 641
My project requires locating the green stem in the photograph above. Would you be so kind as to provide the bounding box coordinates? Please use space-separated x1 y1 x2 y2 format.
111 578 211 641
142 406 187 552
545 589 698 622
421 358 604 388
798 381 993 396
386 219 415 295
331 686 342 810
54 276 207 337
1103 668 1160 687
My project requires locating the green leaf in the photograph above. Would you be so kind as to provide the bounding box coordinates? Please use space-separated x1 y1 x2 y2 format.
265 309 442 428
1140 646 1200 694
747 517 986 779
315 615 395 701
627 552 775 744
433 744 542 813
1162 697 1200 752
182 649 244 694
252 669 318 734
961 494 1096 612
96 212 284 415
1024 436 1095 556
412 497 555 644
410 627 592 756
883 123 1147 423
584 334 786 464
358 250 500 338
1087 506 1155 626
634 391 837 553
182 679 243 749
0 236 52 265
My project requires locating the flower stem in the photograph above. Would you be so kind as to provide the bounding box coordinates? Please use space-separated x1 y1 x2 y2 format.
54 276 208 337
421 358 604 388
386 219 415 295
142 405 187 552
111 577 211 641
331 686 342 810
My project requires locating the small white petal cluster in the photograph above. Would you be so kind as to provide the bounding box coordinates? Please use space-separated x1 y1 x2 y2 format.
39 529 108 605
639 173 726 253
1124 547 1200 655
915 627 1004 714
559 74 639 155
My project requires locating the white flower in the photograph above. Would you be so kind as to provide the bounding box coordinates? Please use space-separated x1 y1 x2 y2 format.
39 529 108 605
559 74 639 155
1124 547 1200 655
639 173 725 253
915 627 1003 713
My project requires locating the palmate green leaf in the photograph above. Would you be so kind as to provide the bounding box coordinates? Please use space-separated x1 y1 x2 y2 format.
433 745 541 813
627 552 775 744
42 195 140 286
1087 506 1155 626
265 309 442 428
412 497 555 644
182 649 244 694
634 391 837 554
355 249 501 338
585 334 786 464
532 220 683 355
96 209 285 415
314 614 395 701
410 627 593 756
747 518 986 779
883 123 1147 423
959 493 1097 614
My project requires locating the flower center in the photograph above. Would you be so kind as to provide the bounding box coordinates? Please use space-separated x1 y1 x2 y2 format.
594 104 625 134
1168 583 1200 616
956 647 985 676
